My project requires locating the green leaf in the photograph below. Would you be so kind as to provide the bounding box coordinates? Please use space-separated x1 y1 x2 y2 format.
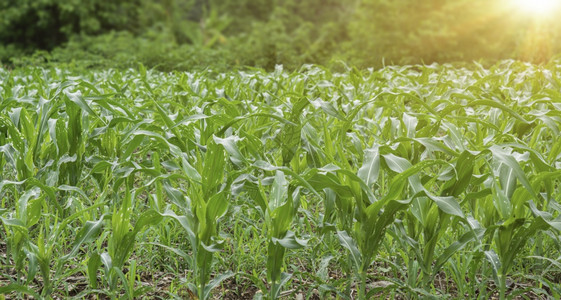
64 89 104 124
58 185 91 204
434 228 484 272
181 154 202 183
25 251 38 284
87 253 102 289
61 214 105 261
133 209 163 233
309 98 346 121
402 113 418 138
484 250 502 280
383 153 412 173
161 209 196 244
0 284 41 299
444 150 475 196
100 252 113 274
424 193 465 218
493 182 511 219
113 266 133 300
207 192 229 221
269 171 288 212
163 182 188 209
271 272 292 300
203 271 235 300
358 146 380 187
307 171 354 198
253 160 321 198
201 239 225 253
272 230 308 249
489 145 536 199
529 201 561 231
336 230 362 271
470 99 529 124
202 139 225 196
213 135 246 165
270 197 293 238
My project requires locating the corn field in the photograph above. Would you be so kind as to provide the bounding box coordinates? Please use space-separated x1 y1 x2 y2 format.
1 61 561 299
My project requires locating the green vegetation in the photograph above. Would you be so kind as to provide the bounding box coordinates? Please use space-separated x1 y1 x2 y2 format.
2 0 561 299
1 61 561 299
3 0 561 71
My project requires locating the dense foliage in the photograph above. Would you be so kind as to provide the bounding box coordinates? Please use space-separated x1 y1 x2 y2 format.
2 0 561 70
0 0 141 52
1 61 561 299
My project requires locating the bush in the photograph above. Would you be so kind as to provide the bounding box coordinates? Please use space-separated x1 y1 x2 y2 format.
30 30 232 72
0 0 141 52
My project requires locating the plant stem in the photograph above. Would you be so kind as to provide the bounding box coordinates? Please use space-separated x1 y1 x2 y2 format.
499 274 506 300
198 265 205 300
357 270 367 300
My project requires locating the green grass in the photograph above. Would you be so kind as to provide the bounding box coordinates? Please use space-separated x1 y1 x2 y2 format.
1 61 561 299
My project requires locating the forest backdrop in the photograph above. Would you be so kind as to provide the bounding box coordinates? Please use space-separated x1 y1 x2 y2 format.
1 0 560 70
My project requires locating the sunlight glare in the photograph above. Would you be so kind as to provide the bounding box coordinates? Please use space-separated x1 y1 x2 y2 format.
515 0 559 16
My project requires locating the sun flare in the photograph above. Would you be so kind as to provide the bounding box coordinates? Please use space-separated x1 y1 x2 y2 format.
514 0 559 16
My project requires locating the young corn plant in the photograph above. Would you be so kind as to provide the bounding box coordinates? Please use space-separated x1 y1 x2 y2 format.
163 138 233 300
81 173 162 298
264 171 306 299
0 188 42 288
481 145 561 300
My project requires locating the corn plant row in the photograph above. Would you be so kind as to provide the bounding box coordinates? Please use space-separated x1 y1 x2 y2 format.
1 61 561 299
